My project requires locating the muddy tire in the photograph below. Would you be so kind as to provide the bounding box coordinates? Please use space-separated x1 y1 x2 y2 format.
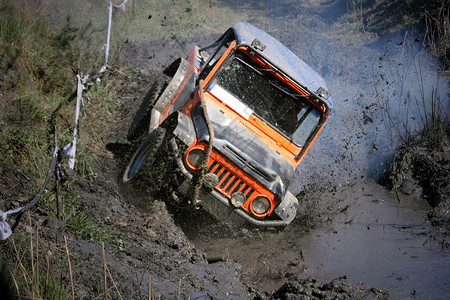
127 77 168 142
122 127 167 183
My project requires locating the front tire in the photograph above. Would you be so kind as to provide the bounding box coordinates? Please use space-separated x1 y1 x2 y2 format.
122 127 167 183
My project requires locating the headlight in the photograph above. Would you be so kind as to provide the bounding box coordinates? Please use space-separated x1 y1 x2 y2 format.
251 196 271 216
187 148 206 169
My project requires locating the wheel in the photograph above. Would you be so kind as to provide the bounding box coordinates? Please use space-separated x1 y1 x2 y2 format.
122 127 167 182
127 76 168 142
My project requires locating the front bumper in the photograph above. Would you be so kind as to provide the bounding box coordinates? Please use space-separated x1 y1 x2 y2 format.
169 138 298 227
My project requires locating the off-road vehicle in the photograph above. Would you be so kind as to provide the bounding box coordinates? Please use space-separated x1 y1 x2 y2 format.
123 22 333 227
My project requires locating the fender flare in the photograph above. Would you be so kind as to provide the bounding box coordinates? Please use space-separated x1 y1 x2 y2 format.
154 58 190 113
163 58 182 77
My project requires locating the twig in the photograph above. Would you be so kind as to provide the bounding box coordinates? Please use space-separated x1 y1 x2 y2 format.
55 169 61 220
148 274 151 300
45 251 50 294
9 271 20 299
102 242 108 300
11 295 43 300
92 287 115 300
105 263 123 300
35 224 41 299
28 212 35 300
11 238 31 291
64 235 75 300
177 278 181 300
395 191 401 203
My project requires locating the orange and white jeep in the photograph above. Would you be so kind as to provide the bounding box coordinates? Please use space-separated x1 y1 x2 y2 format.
123 22 333 227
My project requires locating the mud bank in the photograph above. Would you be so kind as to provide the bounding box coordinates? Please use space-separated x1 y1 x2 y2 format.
386 127 450 231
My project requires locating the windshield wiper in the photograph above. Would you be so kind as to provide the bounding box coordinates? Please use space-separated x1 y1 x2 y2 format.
235 57 274 74
269 81 310 100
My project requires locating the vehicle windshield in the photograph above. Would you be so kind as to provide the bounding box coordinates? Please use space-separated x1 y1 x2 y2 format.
211 51 322 146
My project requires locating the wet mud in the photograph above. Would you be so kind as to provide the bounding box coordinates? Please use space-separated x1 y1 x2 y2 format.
175 178 449 299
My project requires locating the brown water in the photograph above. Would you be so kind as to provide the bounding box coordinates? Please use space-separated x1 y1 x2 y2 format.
299 180 449 299
181 180 449 299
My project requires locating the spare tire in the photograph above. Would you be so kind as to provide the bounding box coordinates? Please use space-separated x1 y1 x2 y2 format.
127 76 168 142
122 127 166 182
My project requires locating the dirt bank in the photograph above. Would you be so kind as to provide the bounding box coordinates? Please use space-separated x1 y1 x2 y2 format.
386 125 450 232
0 67 257 299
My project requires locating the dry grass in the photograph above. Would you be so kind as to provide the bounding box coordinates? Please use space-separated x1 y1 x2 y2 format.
0 214 70 299
425 0 450 71
1 218 166 299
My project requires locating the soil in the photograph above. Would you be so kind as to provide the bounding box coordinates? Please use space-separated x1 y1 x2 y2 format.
2 0 449 299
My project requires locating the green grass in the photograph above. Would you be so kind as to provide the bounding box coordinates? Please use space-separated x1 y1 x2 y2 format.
64 200 124 250
0 0 89 178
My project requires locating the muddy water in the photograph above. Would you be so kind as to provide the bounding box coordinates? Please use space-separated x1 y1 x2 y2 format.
182 180 449 298
117 0 449 297
299 180 450 299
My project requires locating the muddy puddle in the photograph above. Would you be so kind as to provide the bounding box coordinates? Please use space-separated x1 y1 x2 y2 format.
175 179 449 299
299 180 449 299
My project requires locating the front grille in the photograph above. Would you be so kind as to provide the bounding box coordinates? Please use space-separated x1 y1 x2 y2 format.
208 161 254 198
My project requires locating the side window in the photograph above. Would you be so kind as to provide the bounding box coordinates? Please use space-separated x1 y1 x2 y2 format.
292 107 321 146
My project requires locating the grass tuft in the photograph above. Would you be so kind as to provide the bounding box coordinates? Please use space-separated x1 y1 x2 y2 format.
425 0 450 71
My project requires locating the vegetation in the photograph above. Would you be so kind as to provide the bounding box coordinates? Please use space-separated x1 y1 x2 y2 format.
0 1 119 297
358 0 450 224
0 0 240 296
346 0 450 71
344 1 449 213
425 0 450 71
1 1 86 177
